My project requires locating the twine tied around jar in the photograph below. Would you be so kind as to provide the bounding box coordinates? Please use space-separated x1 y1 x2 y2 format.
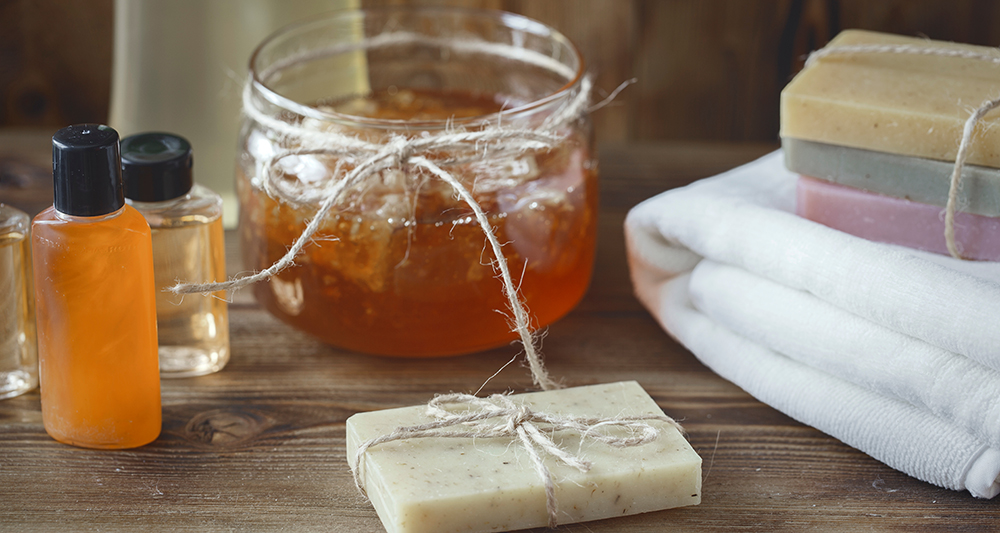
169 32 629 391
352 391 683 528
805 43 1000 260
169 28 679 529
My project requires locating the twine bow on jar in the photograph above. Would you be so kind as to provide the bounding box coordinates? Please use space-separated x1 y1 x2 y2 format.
172 71 595 390
171 28 625 385
169 28 640 385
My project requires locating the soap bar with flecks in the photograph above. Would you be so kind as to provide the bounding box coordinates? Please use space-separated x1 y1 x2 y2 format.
346 381 701 533
783 138 1000 217
781 30 1000 168
796 175 1000 260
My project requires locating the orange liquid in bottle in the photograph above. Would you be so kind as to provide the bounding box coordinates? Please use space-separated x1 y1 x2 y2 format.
239 89 597 356
32 205 161 448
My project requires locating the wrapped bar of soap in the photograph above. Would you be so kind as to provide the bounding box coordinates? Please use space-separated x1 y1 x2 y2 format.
784 138 1000 218
781 29 1000 168
346 381 701 533
796 176 1000 260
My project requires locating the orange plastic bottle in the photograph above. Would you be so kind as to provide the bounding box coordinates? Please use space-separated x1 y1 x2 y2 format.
32 124 161 449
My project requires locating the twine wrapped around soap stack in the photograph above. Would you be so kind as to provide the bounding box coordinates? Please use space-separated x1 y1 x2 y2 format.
805 44 1000 260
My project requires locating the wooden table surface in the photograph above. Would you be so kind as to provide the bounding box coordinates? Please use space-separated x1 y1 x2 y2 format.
1 130 996 531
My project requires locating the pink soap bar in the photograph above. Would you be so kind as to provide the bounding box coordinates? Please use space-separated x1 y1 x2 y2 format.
796 175 1000 261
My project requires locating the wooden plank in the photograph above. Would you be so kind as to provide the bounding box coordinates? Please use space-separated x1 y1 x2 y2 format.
0 128 53 218
7 0 1000 144
505 0 639 143
837 0 1000 45
0 0 113 126
2 133 998 531
631 0 797 142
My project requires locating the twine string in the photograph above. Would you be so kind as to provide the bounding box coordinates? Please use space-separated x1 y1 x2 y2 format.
944 96 1000 258
352 392 682 528
805 43 1000 260
414 156 556 391
170 33 667 523
172 69 593 391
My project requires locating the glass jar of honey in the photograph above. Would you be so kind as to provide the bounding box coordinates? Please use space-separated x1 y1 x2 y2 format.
238 7 596 356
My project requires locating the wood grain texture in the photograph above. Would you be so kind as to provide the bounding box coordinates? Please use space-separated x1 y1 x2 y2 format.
633 0 794 142
3 131 998 531
5 0 1000 143
0 0 114 126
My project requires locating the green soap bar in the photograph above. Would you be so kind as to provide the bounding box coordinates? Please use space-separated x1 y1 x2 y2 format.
783 137 1000 217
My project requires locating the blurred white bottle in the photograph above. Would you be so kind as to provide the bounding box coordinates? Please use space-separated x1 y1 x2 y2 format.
109 0 363 228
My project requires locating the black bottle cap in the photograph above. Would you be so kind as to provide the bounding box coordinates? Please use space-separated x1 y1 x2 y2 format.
121 132 194 202
52 124 125 217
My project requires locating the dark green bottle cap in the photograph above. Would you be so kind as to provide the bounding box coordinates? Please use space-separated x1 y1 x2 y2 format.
121 132 194 202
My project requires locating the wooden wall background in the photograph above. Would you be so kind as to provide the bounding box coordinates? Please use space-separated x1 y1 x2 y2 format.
3 0 1000 143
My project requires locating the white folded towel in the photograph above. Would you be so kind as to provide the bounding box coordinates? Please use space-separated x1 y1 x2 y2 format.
625 151 1000 498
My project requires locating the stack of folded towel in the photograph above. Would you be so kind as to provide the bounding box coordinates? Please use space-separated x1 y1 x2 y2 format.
626 28 1000 498
625 151 1000 498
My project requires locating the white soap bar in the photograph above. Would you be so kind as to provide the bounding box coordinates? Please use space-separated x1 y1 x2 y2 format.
346 381 701 533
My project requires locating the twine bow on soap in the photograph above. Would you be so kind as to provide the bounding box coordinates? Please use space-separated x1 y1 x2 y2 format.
805 43 1000 260
168 32 666 526
352 392 683 528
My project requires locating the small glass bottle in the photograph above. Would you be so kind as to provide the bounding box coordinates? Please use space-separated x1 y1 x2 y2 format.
0 204 37 399
122 132 229 378
32 124 161 449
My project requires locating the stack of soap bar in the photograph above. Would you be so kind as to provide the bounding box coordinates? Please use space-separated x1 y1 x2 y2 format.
346 381 701 533
781 30 1000 258
786 138 1000 218
798 176 1000 260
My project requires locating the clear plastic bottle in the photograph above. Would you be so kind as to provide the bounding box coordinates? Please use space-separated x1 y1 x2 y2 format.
32 124 161 449
0 204 37 399
122 132 229 378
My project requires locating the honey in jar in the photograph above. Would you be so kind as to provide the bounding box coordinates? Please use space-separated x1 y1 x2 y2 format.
238 8 595 356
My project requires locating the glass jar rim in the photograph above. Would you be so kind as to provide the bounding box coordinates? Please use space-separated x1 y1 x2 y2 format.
247 5 586 130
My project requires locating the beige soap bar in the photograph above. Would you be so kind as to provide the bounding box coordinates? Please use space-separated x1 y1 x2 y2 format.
346 381 701 533
781 30 1000 168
